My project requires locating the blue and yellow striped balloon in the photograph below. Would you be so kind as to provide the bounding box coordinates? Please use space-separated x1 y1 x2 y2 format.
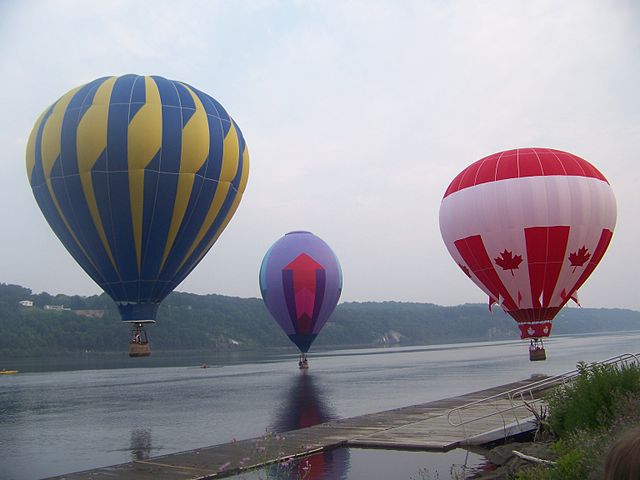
26 74 249 323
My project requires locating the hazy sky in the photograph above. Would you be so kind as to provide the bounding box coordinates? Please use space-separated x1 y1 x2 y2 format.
1 0 638 310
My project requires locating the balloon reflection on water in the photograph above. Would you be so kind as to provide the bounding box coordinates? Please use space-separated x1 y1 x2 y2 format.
265 373 349 480
129 427 152 461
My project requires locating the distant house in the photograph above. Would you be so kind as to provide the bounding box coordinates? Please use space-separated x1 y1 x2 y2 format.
44 304 71 311
19 300 34 307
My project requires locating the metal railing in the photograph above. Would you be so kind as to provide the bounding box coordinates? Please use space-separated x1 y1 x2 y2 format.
447 353 640 431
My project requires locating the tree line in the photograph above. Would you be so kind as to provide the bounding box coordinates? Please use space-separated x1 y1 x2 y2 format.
1 283 639 356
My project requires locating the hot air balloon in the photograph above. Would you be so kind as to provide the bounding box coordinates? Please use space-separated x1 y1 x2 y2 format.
439 148 616 361
26 75 249 357
259 231 342 368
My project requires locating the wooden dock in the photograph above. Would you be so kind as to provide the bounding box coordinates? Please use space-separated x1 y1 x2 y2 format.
48 376 552 480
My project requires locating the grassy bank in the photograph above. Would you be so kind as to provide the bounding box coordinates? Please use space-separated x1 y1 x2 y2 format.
514 361 640 479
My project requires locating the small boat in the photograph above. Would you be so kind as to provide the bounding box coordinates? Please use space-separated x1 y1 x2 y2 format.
0 369 18 375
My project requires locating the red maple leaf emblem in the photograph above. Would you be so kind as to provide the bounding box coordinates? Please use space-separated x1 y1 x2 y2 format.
458 263 471 278
494 249 523 276
568 246 591 273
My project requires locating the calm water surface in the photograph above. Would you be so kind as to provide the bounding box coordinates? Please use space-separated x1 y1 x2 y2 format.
2 332 640 479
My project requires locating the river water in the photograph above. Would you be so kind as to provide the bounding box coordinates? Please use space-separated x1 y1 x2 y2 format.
1 332 640 480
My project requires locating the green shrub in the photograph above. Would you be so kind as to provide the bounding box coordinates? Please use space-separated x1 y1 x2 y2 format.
514 430 611 480
514 465 553 480
545 362 640 438
515 362 640 480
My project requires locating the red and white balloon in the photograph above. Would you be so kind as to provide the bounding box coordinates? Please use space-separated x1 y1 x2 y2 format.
439 148 616 340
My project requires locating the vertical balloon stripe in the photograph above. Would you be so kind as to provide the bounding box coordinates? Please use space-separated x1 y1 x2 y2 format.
139 77 181 282
76 77 115 170
156 173 211 281
454 235 518 310
175 181 232 271
185 176 246 273
525 226 569 308
162 128 246 280
259 244 275 297
160 174 196 271
164 186 239 300
41 87 82 178
26 109 49 182
141 172 178 279
312 270 327 328
29 102 107 288
208 179 246 244
220 121 240 182
44 177 104 278
282 270 298 328
565 229 614 301
229 133 250 193
127 77 162 171
51 81 108 279
59 79 105 177
194 90 226 181
178 172 231 262
473 153 499 185
175 82 196 126
106 77 137 283
76 77 118 273
178 85 210 174
154 90 229 280
128 76 162 272
31 183 108 290
332 251 343 293
159 84 210 271
536 149 566 176
239 144 250 192
38 84 109 281
183 144 251 271
28 106 56 189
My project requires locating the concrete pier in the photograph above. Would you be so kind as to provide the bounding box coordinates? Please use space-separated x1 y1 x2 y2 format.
47 376 552 480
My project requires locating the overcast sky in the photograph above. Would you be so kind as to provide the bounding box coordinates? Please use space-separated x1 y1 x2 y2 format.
1 0 638 310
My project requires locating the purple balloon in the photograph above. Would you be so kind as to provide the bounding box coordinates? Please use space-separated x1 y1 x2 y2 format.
259 231 342 353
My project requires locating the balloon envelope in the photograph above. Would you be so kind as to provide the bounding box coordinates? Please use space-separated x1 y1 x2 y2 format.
259 231 342 352
439 148 616 339
26 74 249 322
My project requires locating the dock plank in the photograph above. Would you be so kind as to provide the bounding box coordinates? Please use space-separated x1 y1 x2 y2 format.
47 376 551 480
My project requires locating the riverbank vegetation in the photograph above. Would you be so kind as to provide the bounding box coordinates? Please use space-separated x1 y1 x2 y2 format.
514 361 640 479
1 283 640 355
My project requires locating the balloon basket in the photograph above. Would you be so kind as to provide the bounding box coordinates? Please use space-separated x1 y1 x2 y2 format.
129 342 150 357
529 339 546 362
529 348 546 362
298 354 309 370
129 323 151 358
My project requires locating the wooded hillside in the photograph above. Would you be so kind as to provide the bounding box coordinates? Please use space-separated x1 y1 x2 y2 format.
1 283 638 355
